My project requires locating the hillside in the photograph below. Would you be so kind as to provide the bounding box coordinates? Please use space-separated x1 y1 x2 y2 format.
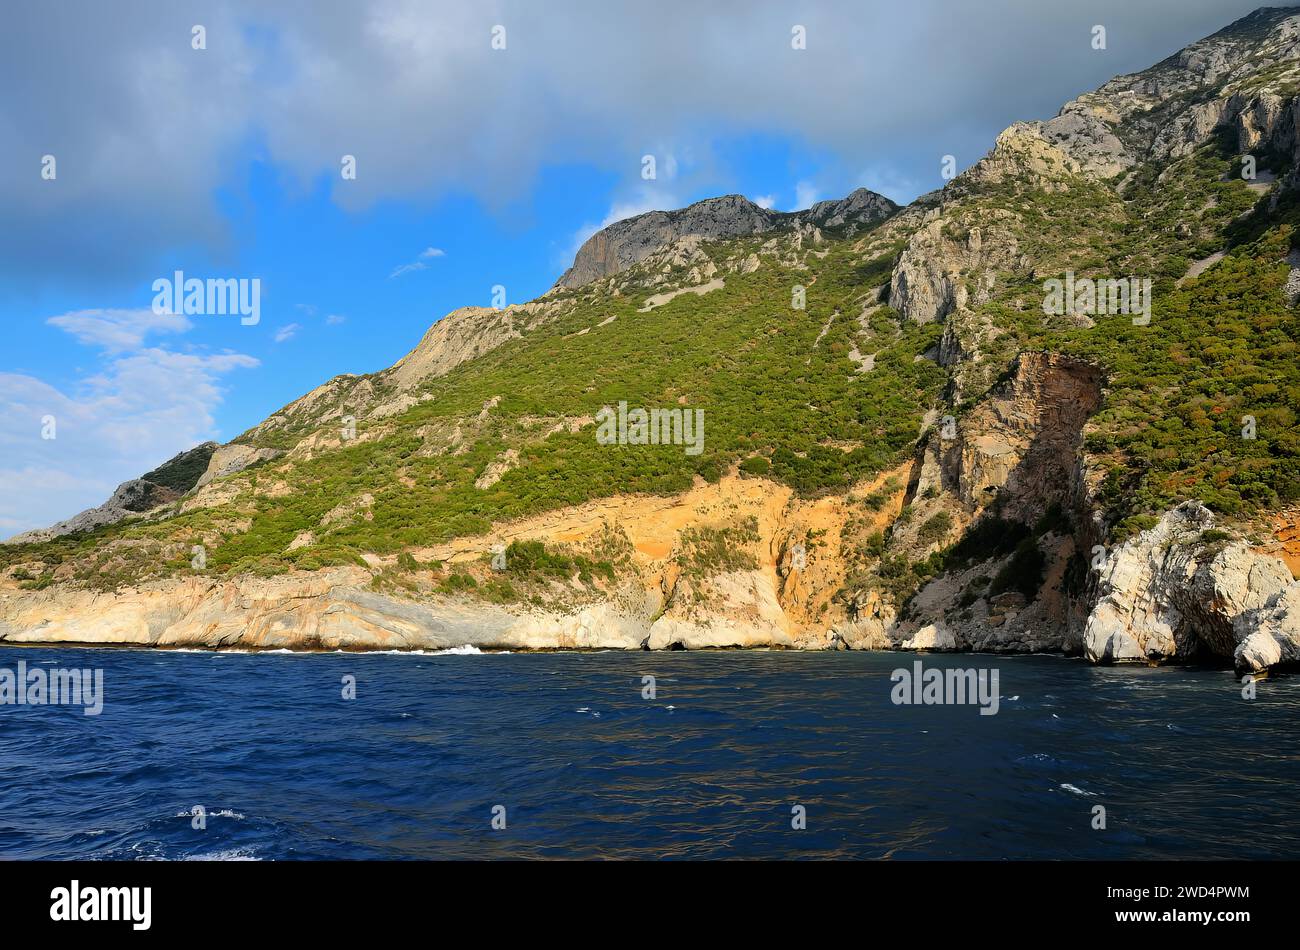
3 7 1300 671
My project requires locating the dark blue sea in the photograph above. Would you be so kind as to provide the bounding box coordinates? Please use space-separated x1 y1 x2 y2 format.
1 645 1297 860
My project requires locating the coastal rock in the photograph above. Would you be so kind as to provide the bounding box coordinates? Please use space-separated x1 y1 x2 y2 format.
902 622 957 651
1234 585 1300 673
1083 502 1299 668
647 569 794 649
0 565 794 653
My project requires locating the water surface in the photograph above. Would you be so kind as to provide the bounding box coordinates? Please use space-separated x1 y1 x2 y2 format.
0 646 1295 859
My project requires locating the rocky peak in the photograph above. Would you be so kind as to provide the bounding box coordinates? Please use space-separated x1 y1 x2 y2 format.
556 189 897 289
802 187 898 229
1021 5 1300 176
556 195 772 290
888 6 1300 327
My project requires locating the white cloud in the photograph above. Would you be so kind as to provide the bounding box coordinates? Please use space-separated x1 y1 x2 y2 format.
0 348 258 539
390 246 446 278
0 0 1265 289
0 310 259 539
752 194 777 209
296 304 346 325
274 323 302 343
792 181 820 211
46 309 192 353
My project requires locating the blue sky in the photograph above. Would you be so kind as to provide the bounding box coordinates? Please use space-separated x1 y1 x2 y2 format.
0 0 1265 537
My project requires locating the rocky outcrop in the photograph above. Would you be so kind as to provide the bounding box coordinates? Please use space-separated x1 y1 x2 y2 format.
5 481 180 545
1023 7 1300 174
558 196 775 290
1083 502 1300 671
886 8 1300 330
194 443 282 490
889 211 1024 325
949 353 1103 522
802 188 899 231
897 351 1103 558
902 622 957 651
556 191 897 289
1236 585 1300 672
387 305 522 390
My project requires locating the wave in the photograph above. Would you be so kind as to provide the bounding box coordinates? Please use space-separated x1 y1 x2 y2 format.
1059 783 1097 797
182 848 262 861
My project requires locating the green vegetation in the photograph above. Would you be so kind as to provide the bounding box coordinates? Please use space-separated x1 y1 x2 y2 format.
988 538 1047 601
140 443 218 493
496 539 615 586
675 519 761 579
1 116 1296 607
917 511 954 545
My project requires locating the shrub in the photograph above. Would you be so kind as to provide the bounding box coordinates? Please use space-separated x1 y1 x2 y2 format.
917 511 954 545
988 538 1046 601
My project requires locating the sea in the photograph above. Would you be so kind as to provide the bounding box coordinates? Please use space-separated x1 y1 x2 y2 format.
1 645 1296 860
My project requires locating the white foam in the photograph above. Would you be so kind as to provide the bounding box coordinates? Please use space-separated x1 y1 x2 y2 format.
184 848 261 861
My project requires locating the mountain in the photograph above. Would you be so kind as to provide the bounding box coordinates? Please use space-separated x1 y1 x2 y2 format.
557 189 898 288
3 8 1299 673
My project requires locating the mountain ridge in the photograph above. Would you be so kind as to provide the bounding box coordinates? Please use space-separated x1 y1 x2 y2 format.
556 188 899 289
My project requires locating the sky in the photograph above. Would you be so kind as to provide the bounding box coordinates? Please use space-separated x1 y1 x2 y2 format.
0 0 1269 538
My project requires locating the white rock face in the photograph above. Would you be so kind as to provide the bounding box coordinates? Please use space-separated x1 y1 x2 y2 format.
902 622 957 652
0 565 800 653
1235 585 1300 673
0 569 652 652
646 570 795 650
1084 502 1300 670
194 444 282 490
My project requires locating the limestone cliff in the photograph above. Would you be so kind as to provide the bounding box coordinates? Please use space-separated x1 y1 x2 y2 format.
1084 502 1300 673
